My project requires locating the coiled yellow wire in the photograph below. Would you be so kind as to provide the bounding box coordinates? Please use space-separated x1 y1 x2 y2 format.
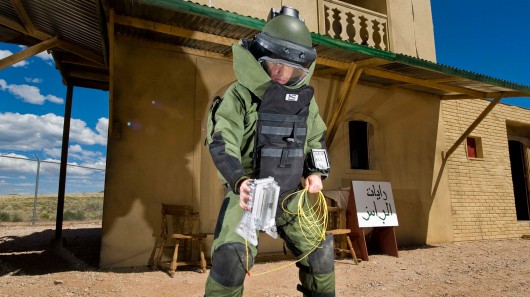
244 189 328 276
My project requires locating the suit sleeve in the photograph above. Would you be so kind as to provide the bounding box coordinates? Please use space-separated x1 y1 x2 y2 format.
206 86 249 193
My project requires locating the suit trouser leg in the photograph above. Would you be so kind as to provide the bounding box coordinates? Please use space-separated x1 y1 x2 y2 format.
276 193 336 297
204 192 257 297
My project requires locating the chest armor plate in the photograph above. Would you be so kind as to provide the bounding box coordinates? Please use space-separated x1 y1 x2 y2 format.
254 82 314 197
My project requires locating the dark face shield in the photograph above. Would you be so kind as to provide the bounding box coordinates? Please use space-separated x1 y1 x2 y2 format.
259 57 309 86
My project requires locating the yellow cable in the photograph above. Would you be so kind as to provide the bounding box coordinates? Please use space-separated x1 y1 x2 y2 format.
245 189 328 276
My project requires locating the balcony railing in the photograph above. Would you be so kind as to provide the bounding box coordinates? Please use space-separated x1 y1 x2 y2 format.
318 0 389 50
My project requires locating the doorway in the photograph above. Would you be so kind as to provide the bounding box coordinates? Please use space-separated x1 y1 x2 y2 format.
508 140 530 220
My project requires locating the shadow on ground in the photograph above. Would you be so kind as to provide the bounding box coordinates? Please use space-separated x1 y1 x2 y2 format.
0 227 101 276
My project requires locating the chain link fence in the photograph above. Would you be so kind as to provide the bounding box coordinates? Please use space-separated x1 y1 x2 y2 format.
0 155 105 224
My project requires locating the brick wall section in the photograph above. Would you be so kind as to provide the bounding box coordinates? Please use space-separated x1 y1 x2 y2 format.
442 100 530 242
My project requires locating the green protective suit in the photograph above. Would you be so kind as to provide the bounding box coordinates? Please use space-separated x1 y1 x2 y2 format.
205 41 335 297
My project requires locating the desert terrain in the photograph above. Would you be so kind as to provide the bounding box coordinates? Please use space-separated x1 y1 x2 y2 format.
1 222 529 297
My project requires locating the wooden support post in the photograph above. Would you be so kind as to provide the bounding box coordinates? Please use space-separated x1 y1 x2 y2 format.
326 63 364 148
0 36 59 70
55 84 74 242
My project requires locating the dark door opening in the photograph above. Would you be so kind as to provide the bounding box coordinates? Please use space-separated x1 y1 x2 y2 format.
508 140 530 220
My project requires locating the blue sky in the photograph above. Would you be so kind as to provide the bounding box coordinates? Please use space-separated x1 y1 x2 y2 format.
0 42 108 166
431 0 530 107
0 44 108 194
0 0 529 193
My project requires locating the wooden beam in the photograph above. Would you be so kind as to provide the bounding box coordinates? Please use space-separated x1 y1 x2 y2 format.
68 70 109 82
364 68 488 99
386 76 466 88
69 78 109 90
355 58 390 68
315 57 390 70
442 91 530 100
10 0 36 35
56 40 105 65
0 15 104 65
326 63 363 148
114 15 238 46
326 68 363 147
0 36 59 70
0 15 27 33
316 57 349 70
314 67 347 77
444 97 501 160
95 0 110 66
58 55 108 69
118 34 233 62
431 77 467 83
108 9 115 136
318 58 391 147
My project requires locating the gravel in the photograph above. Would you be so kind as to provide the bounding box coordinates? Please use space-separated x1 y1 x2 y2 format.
1 222 529 297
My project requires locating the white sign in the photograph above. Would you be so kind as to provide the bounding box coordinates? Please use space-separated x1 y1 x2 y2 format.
352 181 398 227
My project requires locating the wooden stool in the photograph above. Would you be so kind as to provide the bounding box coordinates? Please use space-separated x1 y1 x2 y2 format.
325 203 359 264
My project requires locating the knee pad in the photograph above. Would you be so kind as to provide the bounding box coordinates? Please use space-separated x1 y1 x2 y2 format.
209 243 254 287
305 234 335 274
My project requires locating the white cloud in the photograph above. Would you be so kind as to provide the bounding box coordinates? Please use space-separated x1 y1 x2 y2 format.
36 51 53 62
96 118 109 136
0 79 64 105
0 113 108 152
40 144 106 172
42 147 61 158
0 50 29 67
65 144 106 168
24 77 43 84
0 153 36 174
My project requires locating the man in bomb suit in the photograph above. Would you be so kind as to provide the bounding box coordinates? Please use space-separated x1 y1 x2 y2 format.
205 6 335 297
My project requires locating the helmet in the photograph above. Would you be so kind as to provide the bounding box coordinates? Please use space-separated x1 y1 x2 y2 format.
250 6 317 85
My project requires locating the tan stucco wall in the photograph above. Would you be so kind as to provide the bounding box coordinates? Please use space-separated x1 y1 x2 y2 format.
101 38 452 266
100 40 235 267
190 0 319 32
386 0 436 61
442 100 530 241
316 81 452 245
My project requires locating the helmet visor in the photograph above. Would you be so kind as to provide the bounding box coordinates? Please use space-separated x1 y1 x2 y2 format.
259 57 309 86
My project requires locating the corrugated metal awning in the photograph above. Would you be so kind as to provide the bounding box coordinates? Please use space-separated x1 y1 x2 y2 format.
110 0 530 99
1 0 529 99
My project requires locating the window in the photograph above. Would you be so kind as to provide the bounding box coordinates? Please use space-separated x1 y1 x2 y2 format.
466 136 483 159
349 121 369 170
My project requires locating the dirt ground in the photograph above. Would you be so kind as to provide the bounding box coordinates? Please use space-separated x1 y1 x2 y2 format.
1 222 529 297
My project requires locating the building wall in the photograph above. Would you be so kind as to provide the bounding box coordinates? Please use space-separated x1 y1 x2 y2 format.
386 0 436 61
100 40 236 267
442 100 530 241
318 82 453 245
100 35 453 266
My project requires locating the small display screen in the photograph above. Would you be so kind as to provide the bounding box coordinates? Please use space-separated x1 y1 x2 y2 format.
312 149 330 170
